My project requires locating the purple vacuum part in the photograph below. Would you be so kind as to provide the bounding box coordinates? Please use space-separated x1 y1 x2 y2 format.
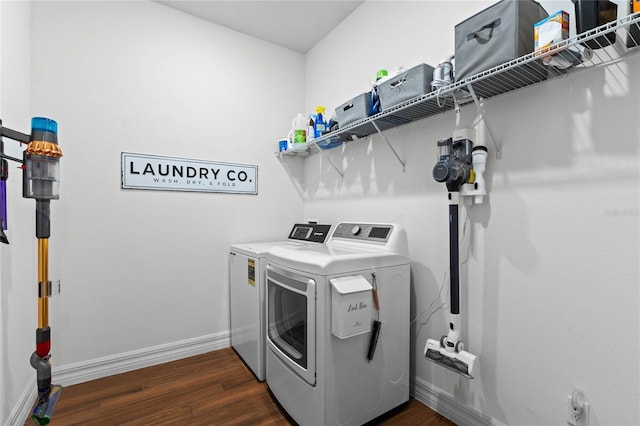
1 180 6 230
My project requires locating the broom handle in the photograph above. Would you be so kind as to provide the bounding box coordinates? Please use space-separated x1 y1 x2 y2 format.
449 193 460 316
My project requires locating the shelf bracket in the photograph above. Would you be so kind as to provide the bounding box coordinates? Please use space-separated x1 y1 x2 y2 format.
466 84 502 159
312 143 344 178
371 120 406 170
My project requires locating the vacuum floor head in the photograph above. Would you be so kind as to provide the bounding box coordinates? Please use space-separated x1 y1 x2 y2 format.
31 385 62 425
424 338 476 379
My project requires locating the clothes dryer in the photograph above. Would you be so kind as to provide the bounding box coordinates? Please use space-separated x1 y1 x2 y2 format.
229 223 331 381
265 223 410 425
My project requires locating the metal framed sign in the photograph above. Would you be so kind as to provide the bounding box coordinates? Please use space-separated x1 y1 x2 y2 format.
121 152 257 194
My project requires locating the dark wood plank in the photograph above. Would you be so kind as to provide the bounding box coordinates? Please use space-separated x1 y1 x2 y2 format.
27 348 456 425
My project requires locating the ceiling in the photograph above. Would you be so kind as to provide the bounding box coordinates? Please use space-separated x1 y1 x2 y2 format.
155 1 364 53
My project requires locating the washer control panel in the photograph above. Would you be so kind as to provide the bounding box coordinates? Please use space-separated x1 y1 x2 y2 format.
332 223 393 242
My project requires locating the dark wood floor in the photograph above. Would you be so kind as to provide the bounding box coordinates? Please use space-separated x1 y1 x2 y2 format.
31 348 455 425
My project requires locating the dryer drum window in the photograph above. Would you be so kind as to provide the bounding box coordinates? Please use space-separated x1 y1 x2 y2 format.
268 280 308 369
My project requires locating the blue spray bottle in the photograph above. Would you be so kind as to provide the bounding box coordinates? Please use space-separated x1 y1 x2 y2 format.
314 106 326 138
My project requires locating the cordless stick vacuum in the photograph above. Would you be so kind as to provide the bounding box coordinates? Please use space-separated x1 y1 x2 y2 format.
0 117 63 424
27 117 63 425
424 135 485 379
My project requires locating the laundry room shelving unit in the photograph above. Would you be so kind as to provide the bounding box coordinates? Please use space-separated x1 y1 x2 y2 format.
276 12 640 165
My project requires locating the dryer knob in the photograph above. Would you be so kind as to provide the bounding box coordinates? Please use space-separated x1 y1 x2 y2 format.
351 225 361 235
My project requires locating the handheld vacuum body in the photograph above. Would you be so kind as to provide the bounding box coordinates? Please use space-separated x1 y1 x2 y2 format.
424 134 482 379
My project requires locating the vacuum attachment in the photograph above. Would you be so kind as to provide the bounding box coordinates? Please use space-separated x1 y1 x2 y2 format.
31 384 62 425
424 336 477 379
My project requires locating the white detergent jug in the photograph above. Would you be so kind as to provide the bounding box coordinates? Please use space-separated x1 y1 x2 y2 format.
288 113 307 144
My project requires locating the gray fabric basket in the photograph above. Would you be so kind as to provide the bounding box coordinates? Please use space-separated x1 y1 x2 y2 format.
378 63 435 111
335 92 371 127
455 0 548 81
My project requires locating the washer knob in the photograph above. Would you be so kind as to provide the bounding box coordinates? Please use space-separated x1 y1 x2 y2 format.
351 225 361 235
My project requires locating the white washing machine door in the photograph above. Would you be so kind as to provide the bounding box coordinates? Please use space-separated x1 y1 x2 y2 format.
266 264 316 386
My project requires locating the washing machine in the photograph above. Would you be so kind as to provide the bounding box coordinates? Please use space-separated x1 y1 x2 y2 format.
265 222 410 425
229 223 332 381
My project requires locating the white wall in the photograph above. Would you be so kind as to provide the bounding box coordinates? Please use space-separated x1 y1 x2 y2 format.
6 1 639 425
303 1 639 425
0 1 38 424
28 0 304 368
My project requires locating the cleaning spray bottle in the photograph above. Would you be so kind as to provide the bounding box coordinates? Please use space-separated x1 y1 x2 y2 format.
313 106 326 138
307 114 315 142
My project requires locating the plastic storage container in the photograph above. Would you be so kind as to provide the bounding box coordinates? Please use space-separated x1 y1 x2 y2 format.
377 63 435 111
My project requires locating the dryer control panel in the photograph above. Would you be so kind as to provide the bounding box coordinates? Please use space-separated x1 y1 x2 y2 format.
288 223 332 243
332 223 393 242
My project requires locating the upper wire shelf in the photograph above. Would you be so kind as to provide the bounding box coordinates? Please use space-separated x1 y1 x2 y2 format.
278 12 640 158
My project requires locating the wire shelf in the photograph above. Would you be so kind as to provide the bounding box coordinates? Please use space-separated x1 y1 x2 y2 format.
277 12 640 158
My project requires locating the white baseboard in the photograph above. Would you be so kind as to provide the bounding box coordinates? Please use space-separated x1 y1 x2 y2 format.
5 378 36 426
5 331 229 426
412 376 505 426
55 331 230 387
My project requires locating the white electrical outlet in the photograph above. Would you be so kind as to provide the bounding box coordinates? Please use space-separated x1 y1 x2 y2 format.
567 394 590 426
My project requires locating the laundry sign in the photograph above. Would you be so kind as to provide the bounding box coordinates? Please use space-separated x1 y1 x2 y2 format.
121 152 257 194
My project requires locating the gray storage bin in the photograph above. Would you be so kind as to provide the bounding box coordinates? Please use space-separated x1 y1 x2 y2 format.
335 92 371 128
455 0 548 81
378 63 435 111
